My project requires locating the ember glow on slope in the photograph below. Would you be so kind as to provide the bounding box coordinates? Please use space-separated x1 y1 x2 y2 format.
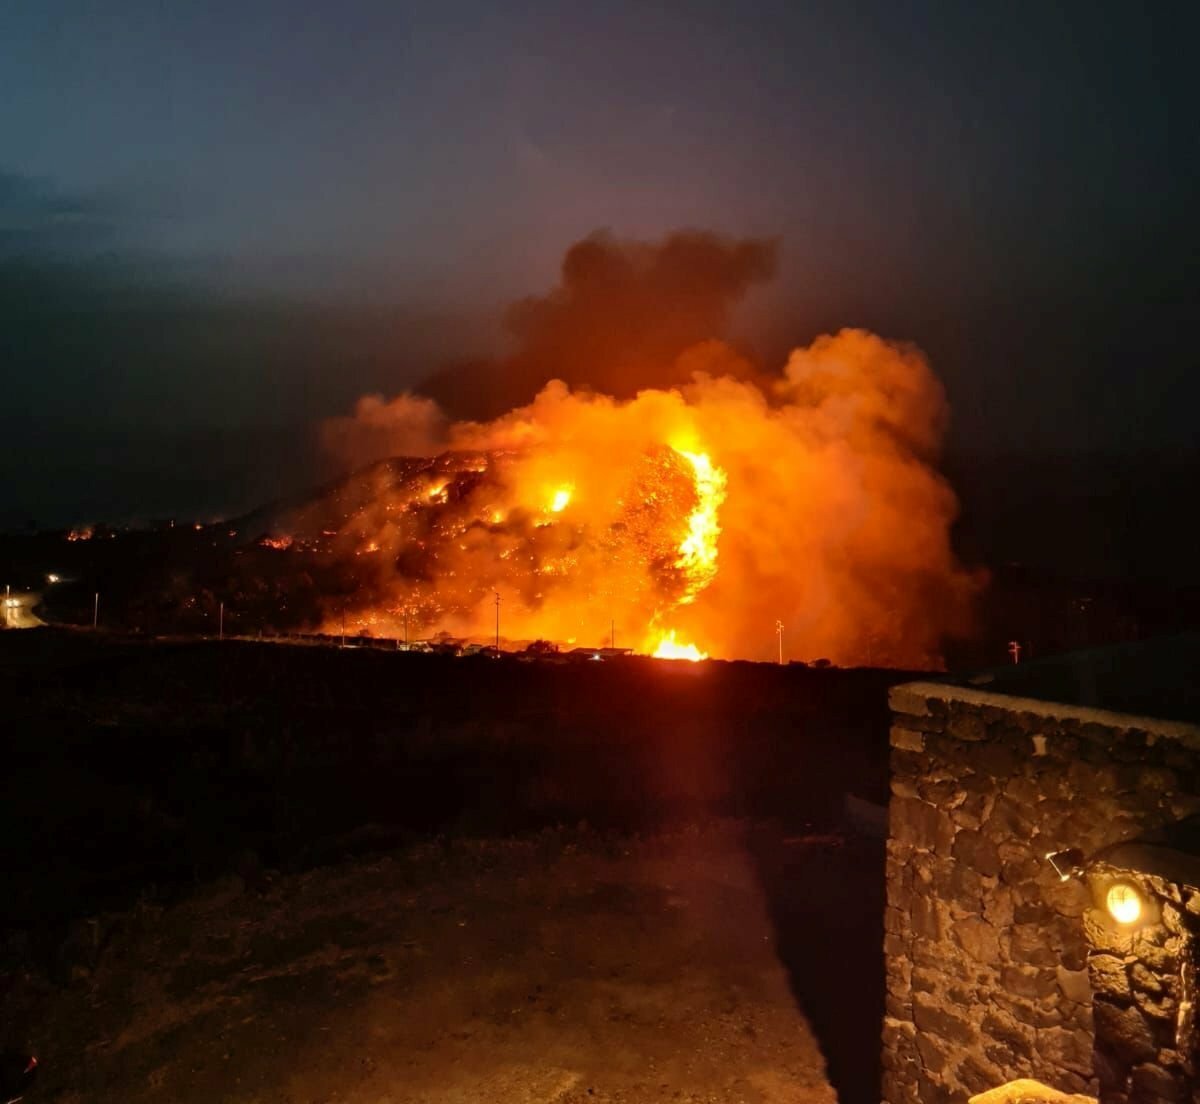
316 329 979 667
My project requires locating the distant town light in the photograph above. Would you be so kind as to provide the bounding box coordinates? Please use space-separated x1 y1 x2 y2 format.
1105 882 1142 925
47 573 60 584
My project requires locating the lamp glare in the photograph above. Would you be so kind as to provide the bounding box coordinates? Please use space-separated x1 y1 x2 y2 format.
1106 882 1142 925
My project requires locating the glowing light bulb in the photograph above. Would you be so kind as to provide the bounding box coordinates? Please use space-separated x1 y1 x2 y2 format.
1106 882 1142 925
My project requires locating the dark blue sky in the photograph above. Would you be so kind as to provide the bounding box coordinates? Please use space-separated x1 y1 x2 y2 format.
2 0 1197 529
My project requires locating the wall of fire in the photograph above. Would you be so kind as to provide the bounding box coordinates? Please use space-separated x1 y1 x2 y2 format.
883 681 1200 1104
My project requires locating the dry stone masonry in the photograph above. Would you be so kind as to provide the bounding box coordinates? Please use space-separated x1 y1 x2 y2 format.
1083 863 1200 1104
883 680 1200 1104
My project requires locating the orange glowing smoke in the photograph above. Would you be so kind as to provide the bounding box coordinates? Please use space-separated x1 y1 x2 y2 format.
316 328 979 666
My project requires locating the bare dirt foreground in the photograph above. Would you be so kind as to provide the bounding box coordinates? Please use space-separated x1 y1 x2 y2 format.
10 823 838 1104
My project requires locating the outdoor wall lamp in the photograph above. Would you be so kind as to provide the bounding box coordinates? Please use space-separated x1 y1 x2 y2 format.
1044 845 1167 932
1045 848 1085 882
1090 873 1160 931
1103 881 1142 925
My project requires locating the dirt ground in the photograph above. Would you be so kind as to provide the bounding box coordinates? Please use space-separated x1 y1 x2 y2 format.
7 823 844 1104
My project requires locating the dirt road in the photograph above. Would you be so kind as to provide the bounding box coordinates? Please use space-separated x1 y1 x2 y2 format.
9 824 839 1104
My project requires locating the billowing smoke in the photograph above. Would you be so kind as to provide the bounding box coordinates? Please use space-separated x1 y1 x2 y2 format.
421 230 776 420
321 392 447 472
313 232 980 667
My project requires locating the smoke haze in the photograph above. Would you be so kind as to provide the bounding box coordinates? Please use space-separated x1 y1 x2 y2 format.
419 231 776 420
318 235 979 666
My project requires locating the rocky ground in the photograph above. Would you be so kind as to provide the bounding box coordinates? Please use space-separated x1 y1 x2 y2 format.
3 822 847 1104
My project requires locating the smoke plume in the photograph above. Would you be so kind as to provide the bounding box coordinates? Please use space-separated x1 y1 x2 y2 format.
321 392 447 473
314 232 980 667
420 230 776 420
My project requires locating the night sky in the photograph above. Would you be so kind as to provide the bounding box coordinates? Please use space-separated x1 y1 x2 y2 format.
2 1 1197 563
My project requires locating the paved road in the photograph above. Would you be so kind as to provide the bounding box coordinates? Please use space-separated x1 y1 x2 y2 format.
2 590 44 629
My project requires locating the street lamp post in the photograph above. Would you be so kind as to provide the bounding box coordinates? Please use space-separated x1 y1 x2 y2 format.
775 619 784 665
93 592 99 630
494 591 500 651
219 601 224 641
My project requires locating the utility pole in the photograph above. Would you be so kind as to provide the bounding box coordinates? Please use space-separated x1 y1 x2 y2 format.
341 607 346 648
611 619 615 650
218 601 224 641
775 619 784 665
494 591 500 651
93 592 99 630
4 584 9 629
404 607 409 649
1008 640 1021 664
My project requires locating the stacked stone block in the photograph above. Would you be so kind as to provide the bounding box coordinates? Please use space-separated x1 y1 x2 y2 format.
883 681 1200 1104
1084 866 1199 1104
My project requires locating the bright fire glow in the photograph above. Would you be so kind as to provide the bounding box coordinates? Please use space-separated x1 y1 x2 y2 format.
672 450 725 604
651 631 707 661
312 329 978 665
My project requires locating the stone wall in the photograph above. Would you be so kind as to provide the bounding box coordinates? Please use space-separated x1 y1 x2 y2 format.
883 680 1200 1104
1083 862 1200 1103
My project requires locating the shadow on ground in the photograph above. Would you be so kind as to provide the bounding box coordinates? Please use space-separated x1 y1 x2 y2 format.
6 826 841 1104
749 829 887 1104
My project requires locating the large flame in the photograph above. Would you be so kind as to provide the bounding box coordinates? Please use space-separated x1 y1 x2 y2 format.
650 631 708 662
672 449 726 603
641 448 725 659
310 329 979 666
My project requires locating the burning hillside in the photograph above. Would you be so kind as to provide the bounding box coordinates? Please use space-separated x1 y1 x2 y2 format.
297 345 975 665
265 232 982 666
264 438 725 657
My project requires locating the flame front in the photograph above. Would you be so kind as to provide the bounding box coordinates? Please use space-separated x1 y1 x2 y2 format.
639 448 725 660
303 329 979 666
672 450 725 603
650 631 708 662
